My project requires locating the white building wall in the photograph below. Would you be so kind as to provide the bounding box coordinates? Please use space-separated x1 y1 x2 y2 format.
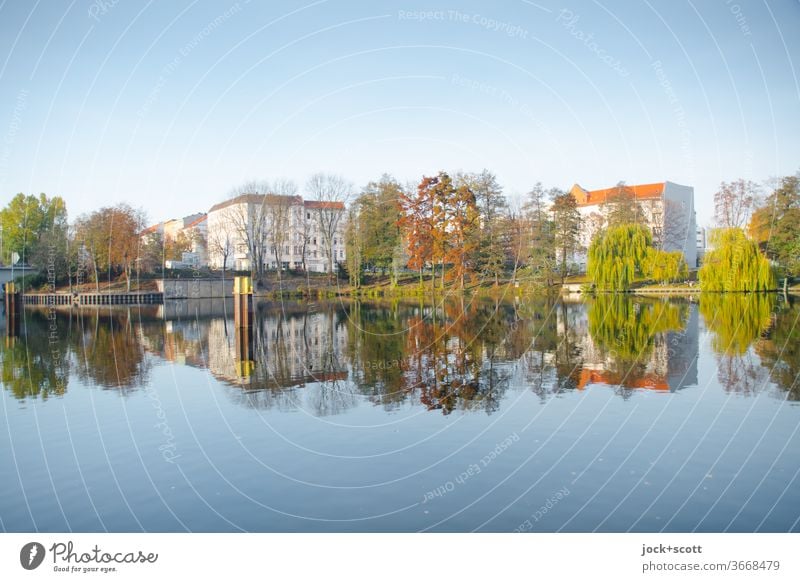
207 198 346 273
662 181 697 268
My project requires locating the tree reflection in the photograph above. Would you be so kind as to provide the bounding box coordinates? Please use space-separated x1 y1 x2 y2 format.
6 293 795 410
700 294 775 396
0 307 151 399
585 295 689 392
0 310 70 400
70 309 151 390
755 298 800 400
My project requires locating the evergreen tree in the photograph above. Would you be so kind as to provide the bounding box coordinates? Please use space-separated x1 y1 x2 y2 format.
459 170 507 285
551 191 581 283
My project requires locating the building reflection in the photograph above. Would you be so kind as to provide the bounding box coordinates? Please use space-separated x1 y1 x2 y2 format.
569 296 699 394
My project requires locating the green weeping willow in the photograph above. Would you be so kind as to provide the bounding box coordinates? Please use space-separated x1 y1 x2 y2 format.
699 293 775 355
698 228 776 292
588 224 690 291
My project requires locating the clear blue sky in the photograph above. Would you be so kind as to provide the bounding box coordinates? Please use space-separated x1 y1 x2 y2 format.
0 0 798 226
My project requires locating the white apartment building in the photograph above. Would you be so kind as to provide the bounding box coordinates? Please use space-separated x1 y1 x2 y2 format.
569 180 698 269
206 194 347 273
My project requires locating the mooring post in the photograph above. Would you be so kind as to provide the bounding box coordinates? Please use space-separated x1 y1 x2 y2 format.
233 275 255 378
4 281 21 337
233 276 253 327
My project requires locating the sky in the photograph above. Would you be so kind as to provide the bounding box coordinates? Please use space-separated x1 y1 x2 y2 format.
0 0 798 227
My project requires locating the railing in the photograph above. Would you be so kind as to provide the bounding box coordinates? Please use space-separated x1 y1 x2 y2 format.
23 292 163 305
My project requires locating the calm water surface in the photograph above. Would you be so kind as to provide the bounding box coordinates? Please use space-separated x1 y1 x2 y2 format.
1 294 799 532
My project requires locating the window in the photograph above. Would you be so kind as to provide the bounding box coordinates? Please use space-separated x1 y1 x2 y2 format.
306 212 310 219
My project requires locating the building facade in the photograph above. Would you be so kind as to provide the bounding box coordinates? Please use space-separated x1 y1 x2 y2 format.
569 181 698 269
206 194 347 273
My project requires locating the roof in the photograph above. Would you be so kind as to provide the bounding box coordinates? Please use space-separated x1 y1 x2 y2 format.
576 368 670 391
304 200 345 210
140 224 161 235
570 182 665 207
209 194 304 213
185 214 207 228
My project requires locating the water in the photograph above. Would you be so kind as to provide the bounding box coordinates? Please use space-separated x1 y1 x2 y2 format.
1 294 798 532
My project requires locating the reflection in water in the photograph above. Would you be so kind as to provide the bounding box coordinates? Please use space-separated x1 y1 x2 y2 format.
581 295 696 394
700 293 798 398
3 294 800 410
347 299 517 414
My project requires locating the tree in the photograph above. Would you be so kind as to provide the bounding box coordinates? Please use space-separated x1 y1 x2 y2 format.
714 179 759 229
265 179 298 284
521 183 557 286
445 180 479 289
698 227 775 292
0 193 67 267
587 224 652 291
165 231 192 262
603 182 646 229
749 173 800 277
399 174 437 290
306 172 350 282
653 198 689 252
550 191 581 283
353 175 403 281
645 248 688 284
344 205 363 288
458 170 507 285
207 219 234 282
139 231 165 276
74 204 146 292
222 181 269 278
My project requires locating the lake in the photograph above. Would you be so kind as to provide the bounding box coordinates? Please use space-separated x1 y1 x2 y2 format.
1 294 799 532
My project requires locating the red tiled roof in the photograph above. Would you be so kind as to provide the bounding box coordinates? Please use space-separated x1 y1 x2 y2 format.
304 200 345 210
576 369 670 391
570 182 665 207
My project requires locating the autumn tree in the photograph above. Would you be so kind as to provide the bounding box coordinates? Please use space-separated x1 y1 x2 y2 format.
74 204 146 292
749 173 800 277
399 175 437 290
445 180 479 289
165 231 192 262
714 179 759 229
